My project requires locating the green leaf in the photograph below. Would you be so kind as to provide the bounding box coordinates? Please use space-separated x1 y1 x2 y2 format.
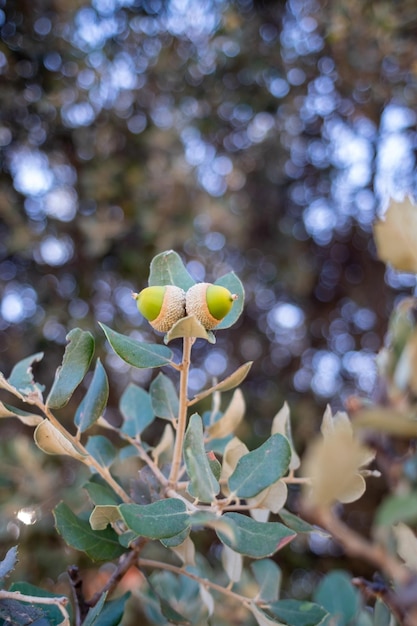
83 591 130 626
267 600 329 626
375 492 417 526
251 559 281 603
249 603 286 626
8 582 70 625
84 477 122 506
213 272 245 330
120 383 154 437
0 402 42 426
86 435 117 468
75 358 109 432
217 513 296 558
7 352 44 399
184 413 220 503
148 249 195 292
0 546 18 580
54 502 125 561
150 372 179 421
100 323 173 368
278 509 322 534
314 571 360 626
119 499 189 539
191 361 253 404
47 328 95 409
160 527 191 548
228 434 291 498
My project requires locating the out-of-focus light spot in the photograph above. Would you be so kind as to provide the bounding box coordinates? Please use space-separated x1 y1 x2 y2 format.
188 367 207 391
1 292 25 323
205 350 227 376
16 507 38 525
269 302 305 330
62 101 96 128
268 77 290 98
127 113 147 134
44 187 78 221
0 126 12 147
38 236 74 266
204 232 225 251
9 148 53 197
186 260 205 281
311 351 341 397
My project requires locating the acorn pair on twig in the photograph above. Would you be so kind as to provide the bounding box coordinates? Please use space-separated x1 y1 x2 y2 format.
133 283 238 332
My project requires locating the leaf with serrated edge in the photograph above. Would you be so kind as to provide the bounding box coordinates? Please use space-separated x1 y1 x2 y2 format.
0 546 18 580
34 419 86 460
150 372 179 421
89 505 122 531
271 402 300 471
100 323 173 369
148 249 195 291
47 329 94 409
207 389 245 440
191 361 253 405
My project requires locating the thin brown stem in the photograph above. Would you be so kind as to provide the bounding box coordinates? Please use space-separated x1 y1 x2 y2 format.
138 558 252 605
168 336 193 489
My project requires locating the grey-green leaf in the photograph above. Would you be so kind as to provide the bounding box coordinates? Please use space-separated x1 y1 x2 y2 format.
148 249 195 291
267 600 329 626
120 383 155 437
0 402 42 426
0 546 18 580
75 358 109 432
47 328 95 409
213 272 245 330
100 323 173 368
228 433 291 498
184 413 220 503
217 512 296 558
86 435 117 468
314 571 361 626
150 373 179 421
119 499 189 539
251 559 281 603
7 352 44 399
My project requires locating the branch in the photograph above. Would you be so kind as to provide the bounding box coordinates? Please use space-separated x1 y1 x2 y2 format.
0 589 70 626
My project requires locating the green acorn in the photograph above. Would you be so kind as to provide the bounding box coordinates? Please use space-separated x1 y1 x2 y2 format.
133 285 186 332
185 283 238 330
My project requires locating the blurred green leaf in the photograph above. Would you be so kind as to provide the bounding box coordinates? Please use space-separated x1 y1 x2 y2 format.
148 249 195 291
119 499 189 539
160 527 191 548
0 546 18 581
353 408 417 437
83 591 130 626
84 477 122 506
314 571 360 626
120 383 154 437
75 358 108 432
86 435 117 468
267 599 328 626
375 492 417 526
54 502 125 561
217 513 296 558
47 329 94 409
278 509 323 534
100 323 173 368
8 582 69 626
251 559 281 603
249 603 286 626
213 272 245 330
150 372 179 421
228 433 291 498
184 413 220 503
6 352 44 399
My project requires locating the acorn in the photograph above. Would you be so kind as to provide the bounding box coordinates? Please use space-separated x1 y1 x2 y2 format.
185 283 238 330
133 285 186 332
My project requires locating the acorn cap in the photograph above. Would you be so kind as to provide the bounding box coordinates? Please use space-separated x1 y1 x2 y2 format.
185 283 238 330
133 285 186 332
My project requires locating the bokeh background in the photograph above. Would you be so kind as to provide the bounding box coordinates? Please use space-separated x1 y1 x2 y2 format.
1 0 417 619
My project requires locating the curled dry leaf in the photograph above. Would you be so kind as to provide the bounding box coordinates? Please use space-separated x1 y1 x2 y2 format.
302 412 375 509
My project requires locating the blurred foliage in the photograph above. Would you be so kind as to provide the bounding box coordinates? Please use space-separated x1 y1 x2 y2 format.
1 0 417 623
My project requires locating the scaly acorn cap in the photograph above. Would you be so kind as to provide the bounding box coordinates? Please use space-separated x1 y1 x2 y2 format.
133 285 186 332
185 283 238 330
